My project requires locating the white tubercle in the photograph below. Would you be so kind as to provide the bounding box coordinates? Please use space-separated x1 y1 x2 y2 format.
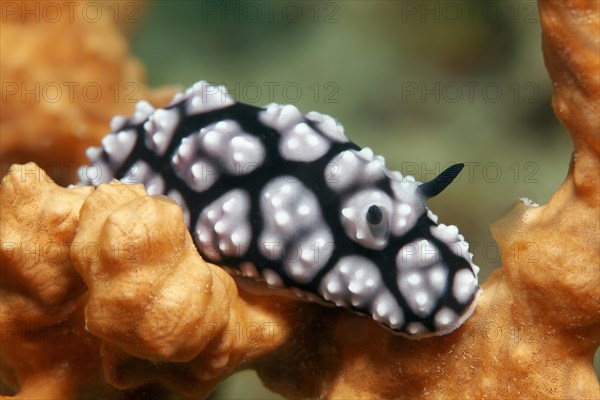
131 100 155 124
185 81 235 115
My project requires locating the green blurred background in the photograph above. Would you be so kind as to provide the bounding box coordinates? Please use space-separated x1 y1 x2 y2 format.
127 1 594 398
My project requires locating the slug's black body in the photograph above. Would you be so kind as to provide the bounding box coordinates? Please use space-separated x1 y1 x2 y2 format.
80 81 481 337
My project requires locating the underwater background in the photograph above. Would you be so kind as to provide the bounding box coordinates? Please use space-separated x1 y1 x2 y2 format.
129 1 597 398
0 0 587 398
125 0 598 399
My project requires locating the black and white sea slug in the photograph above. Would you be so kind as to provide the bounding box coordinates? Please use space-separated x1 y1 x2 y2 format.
79 81 482 338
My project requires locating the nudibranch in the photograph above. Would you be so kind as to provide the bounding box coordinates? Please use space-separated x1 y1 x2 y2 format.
79 81 481 337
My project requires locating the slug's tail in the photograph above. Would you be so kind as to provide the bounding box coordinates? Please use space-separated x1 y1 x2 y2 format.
417 163 464 199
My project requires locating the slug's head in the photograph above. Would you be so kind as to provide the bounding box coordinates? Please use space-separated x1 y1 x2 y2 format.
323 149 480 337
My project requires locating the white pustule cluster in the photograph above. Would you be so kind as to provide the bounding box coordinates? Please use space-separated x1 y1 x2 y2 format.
325 148 386 193
396 239 445 319
169 80 234 115
259 177 333 284
430 224 476 266
305 111 349 143
388 176 425 237
171 120 266 192
80 126 137 185
258 103 350 163
120 160 164 196
144 108 180 156
259 103 331 162
195 189 252 261
319 255 405 329
394 235 478 335
82 100 155 185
